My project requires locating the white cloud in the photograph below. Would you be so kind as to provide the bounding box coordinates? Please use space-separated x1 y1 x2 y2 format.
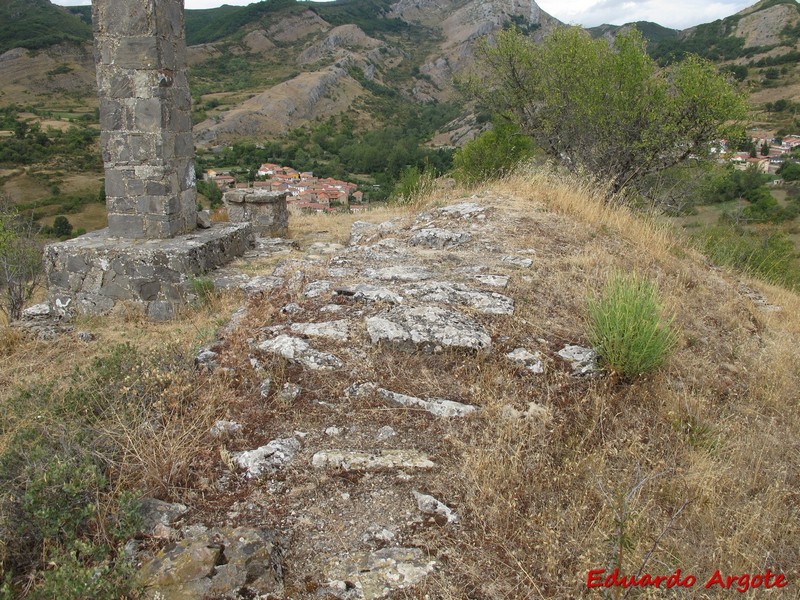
537 0 755 29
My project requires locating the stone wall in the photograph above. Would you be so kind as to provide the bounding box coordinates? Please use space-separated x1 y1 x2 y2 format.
225 189 289 236
44 224 254 320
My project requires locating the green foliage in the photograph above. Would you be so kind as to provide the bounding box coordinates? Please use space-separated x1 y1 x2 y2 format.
0 108 100 170
752 50 800 68
390 165 436 205
778 161 800 181
314 0 413 36
189 276 216 305
703 164 769 203
452 120 535 185
721 64 749 82
587 272 678 379
196 178 223 208
698 225 800 289
0 202 43 321
52 215 73 238
469 27 747 196
199 102 457 194
0 343 203 597
185 1 300 46
0 0 92 54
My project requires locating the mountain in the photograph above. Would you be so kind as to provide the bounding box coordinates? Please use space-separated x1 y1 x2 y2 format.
185 0 562 146
0 0 797 151
0 0 91 54
587 21 679 45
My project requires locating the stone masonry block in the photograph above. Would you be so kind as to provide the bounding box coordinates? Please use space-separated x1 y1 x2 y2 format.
154 1 183 40
108 214 145 238
115 38 160 69
132 98 166 132
104 169 129 198
107 196 138 215
94 1 155 37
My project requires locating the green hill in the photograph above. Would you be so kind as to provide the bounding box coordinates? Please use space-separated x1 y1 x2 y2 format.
587 21 679 45
0 0 92 54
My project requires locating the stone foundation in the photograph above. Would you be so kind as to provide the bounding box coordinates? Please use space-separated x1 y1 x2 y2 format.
44 223 254 320
225 189 288 236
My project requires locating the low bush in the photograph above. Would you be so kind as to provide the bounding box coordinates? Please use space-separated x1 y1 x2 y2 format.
697 225 800 289
587 272 677 378
0 343 211 597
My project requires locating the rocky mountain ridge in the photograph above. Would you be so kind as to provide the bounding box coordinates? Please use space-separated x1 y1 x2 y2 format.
0 0 797 148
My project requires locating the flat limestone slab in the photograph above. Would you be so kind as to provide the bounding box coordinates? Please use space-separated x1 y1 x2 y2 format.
44 223 253 320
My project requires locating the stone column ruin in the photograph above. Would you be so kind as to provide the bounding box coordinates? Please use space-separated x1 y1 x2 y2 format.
41 0 257 320
93 0 197 239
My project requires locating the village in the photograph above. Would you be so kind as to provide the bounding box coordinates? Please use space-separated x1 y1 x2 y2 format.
205 163 369 213
728 133 800 176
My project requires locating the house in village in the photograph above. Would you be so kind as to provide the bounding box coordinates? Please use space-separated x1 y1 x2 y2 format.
206 162 369 214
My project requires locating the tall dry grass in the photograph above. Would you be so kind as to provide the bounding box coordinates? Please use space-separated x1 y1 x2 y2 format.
418 169 800 598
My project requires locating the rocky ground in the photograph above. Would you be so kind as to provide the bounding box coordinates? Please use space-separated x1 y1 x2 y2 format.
37 178 790 600
129 192 607 599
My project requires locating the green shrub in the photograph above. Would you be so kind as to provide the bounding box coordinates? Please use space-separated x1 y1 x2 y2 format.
390 165 437 205
189 276 216 306
697 225 800 289
452 121 535 185
587 272 678 378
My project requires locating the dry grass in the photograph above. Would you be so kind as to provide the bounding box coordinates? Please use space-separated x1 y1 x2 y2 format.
2 169 798 597
412 170 800 598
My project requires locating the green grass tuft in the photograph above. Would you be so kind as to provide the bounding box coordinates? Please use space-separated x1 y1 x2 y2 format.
587 272 678 379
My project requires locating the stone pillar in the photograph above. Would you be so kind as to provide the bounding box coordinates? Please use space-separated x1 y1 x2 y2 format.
93 0 197 239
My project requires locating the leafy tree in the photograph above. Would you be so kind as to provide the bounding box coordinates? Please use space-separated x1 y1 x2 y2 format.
0 200 44 321
761 142 771 156
467 27 747 196
52 215 73 238
778 161 800 182
452 120 535 185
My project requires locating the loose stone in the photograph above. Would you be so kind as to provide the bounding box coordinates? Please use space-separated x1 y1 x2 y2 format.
311 449 435 471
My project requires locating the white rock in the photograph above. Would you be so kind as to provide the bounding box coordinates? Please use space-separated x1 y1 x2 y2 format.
278 382 302 402
22 303 51 319
377 388 477 418
289 320 350 342
402 281 514 315
506 348 545 374
473 274 509 288
366 306 491 353
304 280 332 299
376 426 396 441
338 284 404 304
210 420 243 439
257 335 343 370
436 202 485 218
311 450 434 471
413 491 459 524
409 227 472 249
320 304 345 313
281 302 304 315
502 256 533 268
308 242 345 255
233 437 301 478
241 275 283 295
363 265 433 282
325 547 436 599
558 344 599 375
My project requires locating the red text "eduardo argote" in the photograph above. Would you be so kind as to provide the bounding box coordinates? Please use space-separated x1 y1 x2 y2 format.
587 568 788 592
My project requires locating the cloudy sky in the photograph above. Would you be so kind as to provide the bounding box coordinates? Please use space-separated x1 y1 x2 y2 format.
53 0 759 30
